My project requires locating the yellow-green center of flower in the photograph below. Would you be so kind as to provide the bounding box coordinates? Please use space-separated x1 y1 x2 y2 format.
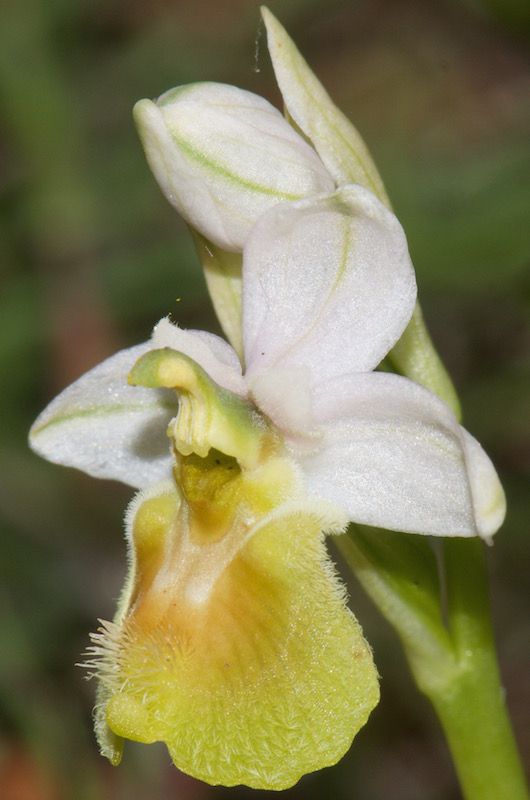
129 347 278 468
124 347 297 605
88 347 379 790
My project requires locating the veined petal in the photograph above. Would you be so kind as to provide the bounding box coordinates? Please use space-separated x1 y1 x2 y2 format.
151 317 245 395
90 481 379 790
243 185 416 426
29 344 177 488
134 82 334 252
262 7 389 204
298 372 505 539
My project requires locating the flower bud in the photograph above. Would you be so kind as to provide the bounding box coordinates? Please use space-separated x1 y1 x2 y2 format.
133 82 334 252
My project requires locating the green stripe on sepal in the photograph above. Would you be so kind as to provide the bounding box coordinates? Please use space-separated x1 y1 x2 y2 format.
262 6 389 203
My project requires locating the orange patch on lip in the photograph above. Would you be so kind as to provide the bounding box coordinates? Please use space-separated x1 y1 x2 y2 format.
92 472 378 789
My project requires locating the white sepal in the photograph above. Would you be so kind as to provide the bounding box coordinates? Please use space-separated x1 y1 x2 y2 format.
298 372 505 539
262 7 389 204
243 185 416 426
29 344 176 488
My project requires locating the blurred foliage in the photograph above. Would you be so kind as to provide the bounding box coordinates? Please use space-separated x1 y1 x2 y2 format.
0 0 528 798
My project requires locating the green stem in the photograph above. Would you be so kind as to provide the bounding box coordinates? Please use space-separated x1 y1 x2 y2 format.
426 539 528 800
338 529 528 800
389 304 461 420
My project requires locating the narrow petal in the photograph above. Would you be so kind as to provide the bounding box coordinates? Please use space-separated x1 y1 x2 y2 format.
29 344 176 488
243 185 416 426
262 7 389 203
152 317 245 395
298 372 505 539
91 482 379 790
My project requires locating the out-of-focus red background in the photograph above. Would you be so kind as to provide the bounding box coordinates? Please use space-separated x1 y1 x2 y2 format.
0 1 528 798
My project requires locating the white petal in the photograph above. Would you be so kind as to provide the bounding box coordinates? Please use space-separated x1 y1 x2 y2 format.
297 372 505 539
243 185 416 423
29 344 176 488
151 318 246 395
262 7 389 204
134 83 334 252
460 429 506 541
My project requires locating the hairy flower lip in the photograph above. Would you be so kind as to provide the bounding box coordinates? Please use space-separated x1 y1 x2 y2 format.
86 473 376 790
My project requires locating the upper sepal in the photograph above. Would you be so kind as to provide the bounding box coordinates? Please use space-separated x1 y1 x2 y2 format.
261 6 389 203
243 185 417 432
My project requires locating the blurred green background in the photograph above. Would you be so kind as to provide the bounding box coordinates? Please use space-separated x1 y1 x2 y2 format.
0 0 528 798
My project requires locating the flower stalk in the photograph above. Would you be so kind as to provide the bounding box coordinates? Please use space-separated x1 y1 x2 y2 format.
434 539 528 800
336 530 528 800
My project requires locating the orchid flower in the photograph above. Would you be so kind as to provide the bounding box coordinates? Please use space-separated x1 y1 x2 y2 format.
133 7 462 415
29 184 505 789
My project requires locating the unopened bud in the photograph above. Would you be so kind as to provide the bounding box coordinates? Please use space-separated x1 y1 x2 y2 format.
134 82 334 252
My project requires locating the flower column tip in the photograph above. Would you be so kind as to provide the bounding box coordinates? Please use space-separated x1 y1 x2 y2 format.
129 347 274 470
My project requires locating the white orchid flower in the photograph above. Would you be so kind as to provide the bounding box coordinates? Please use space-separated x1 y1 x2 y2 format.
29 186 505 789
31 185 504 540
